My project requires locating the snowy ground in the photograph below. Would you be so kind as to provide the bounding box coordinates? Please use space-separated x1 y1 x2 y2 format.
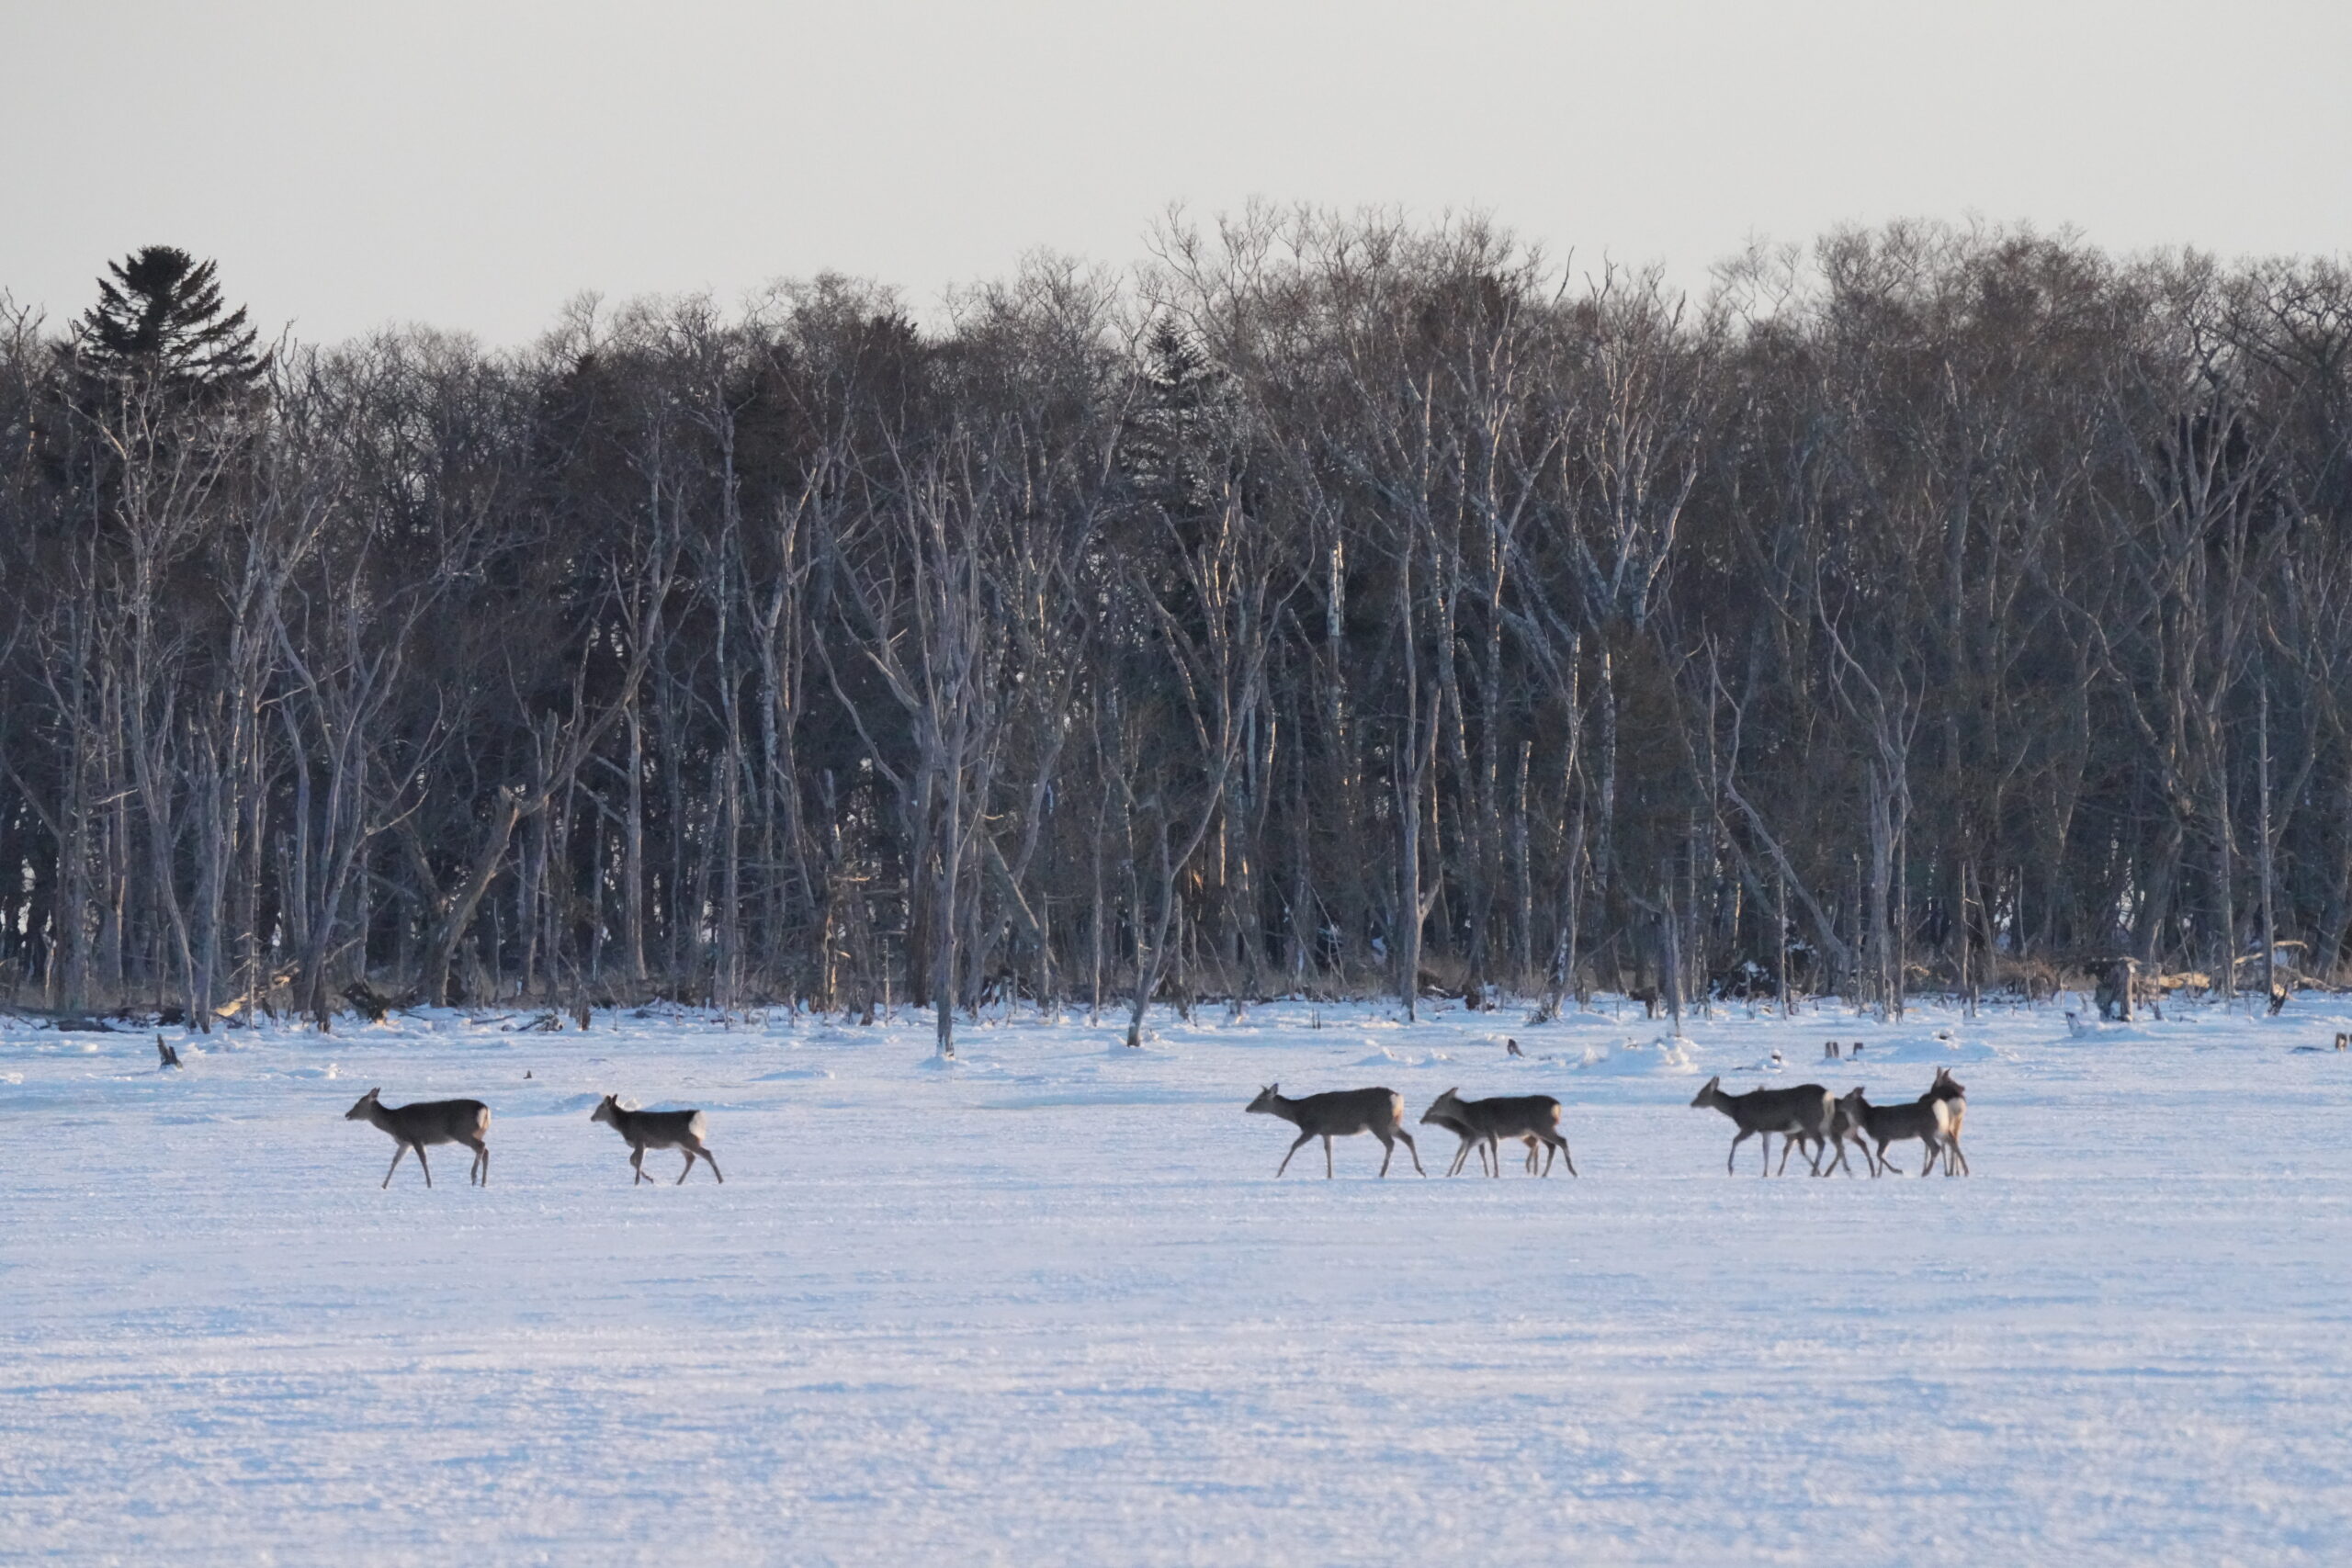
5 991 2350 1566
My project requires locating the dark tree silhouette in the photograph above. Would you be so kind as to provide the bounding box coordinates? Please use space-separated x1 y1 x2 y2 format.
70 245 267 396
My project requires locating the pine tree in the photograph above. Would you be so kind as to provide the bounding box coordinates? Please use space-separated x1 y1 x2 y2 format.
70 245 267 399
1125 321 1226 520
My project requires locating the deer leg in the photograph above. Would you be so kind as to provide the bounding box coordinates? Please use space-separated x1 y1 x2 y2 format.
382 1144 407 1189
1875 1142 1903 1176
677 1151 695 1184
702 1148 723 1183
1275 1131 1313 1178
1945 1137 1968 1176
1727 1128 1752 1175
1554 1134 1577 1179
1776 1135 1796 1177
631 1147 647 1185
1396 1128 1423 1176
415 1145 434 1189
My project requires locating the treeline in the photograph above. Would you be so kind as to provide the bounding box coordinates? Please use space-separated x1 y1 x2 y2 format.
3 216 2349 1048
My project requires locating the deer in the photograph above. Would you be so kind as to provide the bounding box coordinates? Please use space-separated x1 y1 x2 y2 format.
1837 1087 1953 1178
1688 1077 1834 1176
345 1088 491 1189
1420 1097 1543 1176
1917 1066 1969 1175
1421 1089 1576 1178
590 1094 724 1184
1246 1084 1424 1179
1815 1092 1873 1176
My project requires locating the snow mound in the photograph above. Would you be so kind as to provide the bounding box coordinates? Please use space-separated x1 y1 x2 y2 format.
914 1055 1010 1077
1572 1037 1699 1076
752 1066 837 1081
1352 1043 1455 1067
2058 1015 2171 1043
1848 1032 2006 1063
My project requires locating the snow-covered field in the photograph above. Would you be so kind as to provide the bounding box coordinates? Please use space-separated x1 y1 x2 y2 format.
6 992 2350 1565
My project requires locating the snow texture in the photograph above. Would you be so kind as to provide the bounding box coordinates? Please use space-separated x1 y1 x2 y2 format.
5 995 2350 1564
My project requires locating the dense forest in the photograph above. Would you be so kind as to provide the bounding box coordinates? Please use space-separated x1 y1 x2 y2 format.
3 215 2349 1049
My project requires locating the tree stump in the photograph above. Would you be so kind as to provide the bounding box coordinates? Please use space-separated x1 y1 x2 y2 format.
2095 958 2137 1022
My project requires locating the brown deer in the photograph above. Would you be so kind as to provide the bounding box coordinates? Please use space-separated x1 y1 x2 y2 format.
1246 1085 1424 1179
1420 1098 1543 1176
1917 1066 1969 1175
345 1088 491 1189
590 1095 724 1184
1838 1087 1953 1178
1688 1077 1834 1176
1815 1093 1873 1176
1421 1089 1576 1178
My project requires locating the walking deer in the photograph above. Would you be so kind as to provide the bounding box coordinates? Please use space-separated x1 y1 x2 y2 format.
1817 1092 1872 1176
1420 1097 1540 1176
1688 1077 1834 1176
590 1094 724 1184
1917 1066 1969 1175
1246 1085 1424 1179
1837 1087 1953 1178
345 1088 491 1189
1420 1089 1576 1178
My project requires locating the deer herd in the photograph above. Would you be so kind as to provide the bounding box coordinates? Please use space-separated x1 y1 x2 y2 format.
341 1053 1971 1190
343 1088 723 1189
1246 1060 1968 1180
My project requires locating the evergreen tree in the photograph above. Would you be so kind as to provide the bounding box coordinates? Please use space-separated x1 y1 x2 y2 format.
1125 320 1227 519
69 245 267 398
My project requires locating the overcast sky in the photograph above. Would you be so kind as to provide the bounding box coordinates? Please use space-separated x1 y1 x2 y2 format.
5 0 2346 347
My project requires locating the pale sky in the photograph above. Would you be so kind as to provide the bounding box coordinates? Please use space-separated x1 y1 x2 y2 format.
5 0 2346 347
